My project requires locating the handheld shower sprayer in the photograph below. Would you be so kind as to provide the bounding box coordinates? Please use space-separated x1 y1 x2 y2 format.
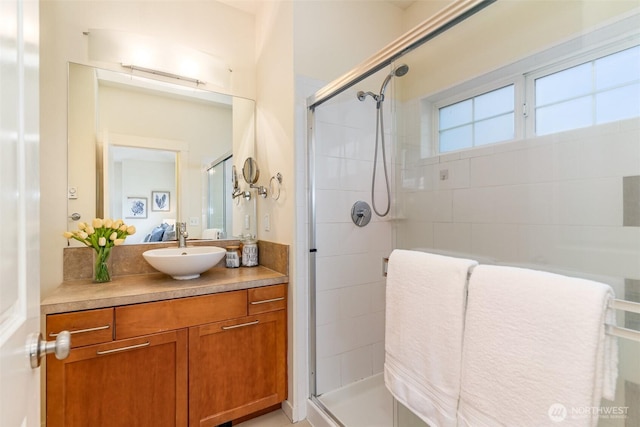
356 63 409 217
357 64 409 108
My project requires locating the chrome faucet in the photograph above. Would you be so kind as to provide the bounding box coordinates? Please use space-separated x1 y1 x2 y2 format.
177 222 188 248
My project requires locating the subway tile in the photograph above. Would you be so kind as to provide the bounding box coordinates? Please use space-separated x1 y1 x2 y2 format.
354 311 385 347
551 226 640 279
316 252 388 291
471 223 519 263
316 289 341 326
433 222 472 256
315 319 358 358
580 131 640 179
555 177 622 226
372 341 385 375
395 220 434 249
340 346 373 386
339 284 373 319
316 355 341 396
435 158 469 190
469 149 521 187
315 189 368 224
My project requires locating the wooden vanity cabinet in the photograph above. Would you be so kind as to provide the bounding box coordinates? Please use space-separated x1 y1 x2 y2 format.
46 330 188 427
45 284 287 427
189 310 287 427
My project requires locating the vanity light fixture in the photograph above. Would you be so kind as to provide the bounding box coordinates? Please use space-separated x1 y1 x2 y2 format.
85 28 231 89
121 64 205 85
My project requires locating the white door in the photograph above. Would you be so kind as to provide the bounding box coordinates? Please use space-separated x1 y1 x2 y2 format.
0 1 41 425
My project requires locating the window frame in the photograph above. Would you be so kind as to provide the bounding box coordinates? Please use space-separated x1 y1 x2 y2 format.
424 18 640 158
432 77 525 155
524 39 640 138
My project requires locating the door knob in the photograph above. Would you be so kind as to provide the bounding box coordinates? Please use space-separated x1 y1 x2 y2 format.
28 331 71 369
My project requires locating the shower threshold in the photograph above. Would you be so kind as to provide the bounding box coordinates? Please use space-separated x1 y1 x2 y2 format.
317 373 394 427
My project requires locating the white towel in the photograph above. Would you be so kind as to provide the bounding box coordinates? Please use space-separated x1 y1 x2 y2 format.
458 265 618 427
385 249 478 427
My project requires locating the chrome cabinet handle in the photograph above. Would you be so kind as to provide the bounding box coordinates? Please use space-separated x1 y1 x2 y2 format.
96 342 150 355
221 320 259 330
29 331 71 369
49 324 110 337
250 297 285 305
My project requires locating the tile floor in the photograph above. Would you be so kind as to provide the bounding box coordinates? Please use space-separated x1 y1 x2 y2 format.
236 409 312 427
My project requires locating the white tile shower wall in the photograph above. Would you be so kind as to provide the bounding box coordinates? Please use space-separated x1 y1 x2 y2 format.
397 115 640 282
397 113 640 420
312 83 394 396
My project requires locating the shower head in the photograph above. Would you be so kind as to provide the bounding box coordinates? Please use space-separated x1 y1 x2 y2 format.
357 64 409 107
379 64 410 97
393 64 409 77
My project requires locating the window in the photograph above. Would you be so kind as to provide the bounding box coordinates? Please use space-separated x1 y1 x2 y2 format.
438 85 515 153
431 38 640 156
534 45 640 135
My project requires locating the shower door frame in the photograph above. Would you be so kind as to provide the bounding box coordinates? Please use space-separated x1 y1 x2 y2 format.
305 0 497 424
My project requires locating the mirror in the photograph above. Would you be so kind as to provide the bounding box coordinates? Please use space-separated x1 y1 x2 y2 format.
67 62 257 243
242 157 259 184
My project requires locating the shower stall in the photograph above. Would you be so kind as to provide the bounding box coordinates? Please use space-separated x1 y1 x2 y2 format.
305 1 640 426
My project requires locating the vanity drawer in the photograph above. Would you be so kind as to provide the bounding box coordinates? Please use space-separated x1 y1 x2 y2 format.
46 308 114 348
115 290 247 340
248 284 287 315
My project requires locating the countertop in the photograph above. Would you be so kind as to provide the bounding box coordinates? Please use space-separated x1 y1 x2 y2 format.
41 266 288 315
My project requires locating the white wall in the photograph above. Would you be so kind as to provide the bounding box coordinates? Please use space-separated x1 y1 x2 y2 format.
40 0 256 298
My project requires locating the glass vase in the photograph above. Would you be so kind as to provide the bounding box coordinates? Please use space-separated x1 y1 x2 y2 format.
94 247 112 283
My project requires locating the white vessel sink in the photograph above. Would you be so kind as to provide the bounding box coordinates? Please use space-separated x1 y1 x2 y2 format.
142 246 226 280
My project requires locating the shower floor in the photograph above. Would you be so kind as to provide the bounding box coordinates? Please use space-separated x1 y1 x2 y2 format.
317 373 394 427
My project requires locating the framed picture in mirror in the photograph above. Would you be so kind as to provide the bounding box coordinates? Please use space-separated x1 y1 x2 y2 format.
152 191 170 212
126 197 147 219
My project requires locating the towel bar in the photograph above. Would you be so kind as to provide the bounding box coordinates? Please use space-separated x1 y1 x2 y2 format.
607 298 640 342
606 325 640 342
610 298 640 314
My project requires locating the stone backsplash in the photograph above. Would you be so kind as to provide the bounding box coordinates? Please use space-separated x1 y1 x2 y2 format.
63 240 289 281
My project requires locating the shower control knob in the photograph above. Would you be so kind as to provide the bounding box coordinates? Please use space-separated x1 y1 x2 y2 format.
351 201 372 227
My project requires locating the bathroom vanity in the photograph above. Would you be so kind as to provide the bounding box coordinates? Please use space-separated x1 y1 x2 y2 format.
41 241 288 427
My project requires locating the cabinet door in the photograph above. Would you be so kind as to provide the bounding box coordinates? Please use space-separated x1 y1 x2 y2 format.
189 310 286 427
47 329 188 427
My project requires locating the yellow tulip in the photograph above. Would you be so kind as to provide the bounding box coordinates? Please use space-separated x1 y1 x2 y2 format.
126 226 136 235
98 237 107 246
113 219 123 228
114 239 125 246
109 232 118 241
119 224 127 232
92 218 103 228
77 222 87 230
77 231 88 240
63 231 74 239
85 226 95 235
104 219 113 228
